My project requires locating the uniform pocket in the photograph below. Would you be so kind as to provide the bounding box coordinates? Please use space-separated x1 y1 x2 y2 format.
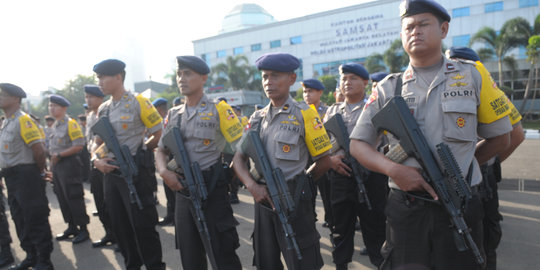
0 131 16 153
274 132 300 161
441 99 477 142
194 129 217 152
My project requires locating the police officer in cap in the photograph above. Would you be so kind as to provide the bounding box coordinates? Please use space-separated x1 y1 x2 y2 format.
152 98 176 226
233 52 333 270
0 83 54 270
155 56 243 269
48 94 90 245
448 46 525 270
92 59 165 269
350 1 513 268
370 72 388 89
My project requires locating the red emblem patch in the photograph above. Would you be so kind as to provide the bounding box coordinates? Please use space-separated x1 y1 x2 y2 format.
365 90 378 109
122 123 128 130
282 145 291 153
456 117 465 128
312 117 323 130
203 139 210 146
446 63 455 71
25 121 32 128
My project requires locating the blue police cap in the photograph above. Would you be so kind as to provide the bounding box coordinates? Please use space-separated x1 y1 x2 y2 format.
176 56 210 75
339 63 370 80
152 98 168 107
173 97 182 106
302 79 324 91
84 84 104 97
0 83 26 98
400 0 451 22
217 97 227 103
255 53 300 72
370 72 389 83
49 94 70 107
449 47 480 62
255 104 264 110
93 59 126 76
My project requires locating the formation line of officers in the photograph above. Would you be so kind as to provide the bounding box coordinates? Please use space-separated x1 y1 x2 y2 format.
0 0 525 269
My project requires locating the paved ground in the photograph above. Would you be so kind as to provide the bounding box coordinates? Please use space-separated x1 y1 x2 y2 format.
1 140 539 269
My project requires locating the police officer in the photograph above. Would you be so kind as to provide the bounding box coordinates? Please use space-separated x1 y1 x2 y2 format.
83 84 115 248
323 64 387 269
302 78 333 228
0 83 54 270
152 98 175 226
92 59 165 269
447 46 525 270
48 94 90 245
43 115 55 151
155 56 242 270
349 1 512 269
370 72 389 89
233 52 333 270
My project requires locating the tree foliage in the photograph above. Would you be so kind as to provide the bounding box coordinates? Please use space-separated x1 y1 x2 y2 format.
364 53 386 73
208 55 262 91
383 39 409 73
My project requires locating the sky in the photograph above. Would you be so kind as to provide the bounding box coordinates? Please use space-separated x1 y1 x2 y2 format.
0 0 372 97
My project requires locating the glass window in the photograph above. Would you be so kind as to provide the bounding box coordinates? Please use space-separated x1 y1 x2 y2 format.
216 50 226 58
290 36 302 45
295 59 303 81
201 54 210 66
233 47 244 55
453 35 471 47
520 0 538 7
452 7 470 18
251 43 262 51
485 2 503 13
270 40 281 48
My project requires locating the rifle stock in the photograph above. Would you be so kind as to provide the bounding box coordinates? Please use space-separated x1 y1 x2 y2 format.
162 127 217 269
371 96 484 265
91 116 142 210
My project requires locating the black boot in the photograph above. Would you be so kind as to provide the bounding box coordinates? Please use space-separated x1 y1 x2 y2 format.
55 224 78 241
92 230 115 248
7 253 36 270
33 254 54 270
72 226 89 244
0 244 14 267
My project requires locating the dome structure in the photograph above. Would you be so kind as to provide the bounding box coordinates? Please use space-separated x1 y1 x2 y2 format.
220 3 275 33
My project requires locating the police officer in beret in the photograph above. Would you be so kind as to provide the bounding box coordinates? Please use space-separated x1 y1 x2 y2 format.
91 59 165 269
173 97 182 107
152 98 176 226
83 84 115 248
155 56 243 269
43 115 55 151
233 52 333 270
0 83 54 270
448 46 525 270
48 94 90 245
370 72 388 89
350 1 513 268
323 64 387 269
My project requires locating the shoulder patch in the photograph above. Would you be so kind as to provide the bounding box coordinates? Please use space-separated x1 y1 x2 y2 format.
136 94 162 128
215 101 243 142
67 118 84 141
475 63 511 124
19 114 43 144
301 106 332 156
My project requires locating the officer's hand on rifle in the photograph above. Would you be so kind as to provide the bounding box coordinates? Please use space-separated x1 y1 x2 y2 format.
329 154 351 177
94 158 120 174
388 163 438 200
246 182 274 209
160 169 184 192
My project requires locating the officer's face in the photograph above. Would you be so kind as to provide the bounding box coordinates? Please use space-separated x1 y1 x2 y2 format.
176 69 207 96
84 93 103 111
97 74 121 95
340 73 367 100
261 70 296 101
303 87 323 105
0 91 19 109
401 13 449 57
48 102 66 118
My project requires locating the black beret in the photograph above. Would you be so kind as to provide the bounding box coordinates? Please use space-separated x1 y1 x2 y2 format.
152 98 168 107
0 83 26 98
84 84 104 97
173 97 182 106
49 94 70 107
449 47 480 62
255 104 265 110
339 63 370 80
370 72 389 83
45 115 54 121
78 114 86 121
93 59 126 76
400 0 451 22
302 79 325 91
176 56 210 75
255 53 300 72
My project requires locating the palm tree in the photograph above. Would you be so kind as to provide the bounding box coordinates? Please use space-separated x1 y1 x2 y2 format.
364 53 386 73
209 55 261 91
384 39 409 73
521 35 540 112
470 17 531 87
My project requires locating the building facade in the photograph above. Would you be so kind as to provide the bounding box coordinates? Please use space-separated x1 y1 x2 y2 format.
194 0 540 111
